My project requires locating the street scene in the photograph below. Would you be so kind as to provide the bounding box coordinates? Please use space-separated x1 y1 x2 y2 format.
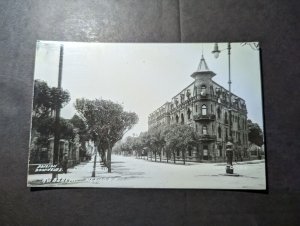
28 41 266 189
28 154 265 189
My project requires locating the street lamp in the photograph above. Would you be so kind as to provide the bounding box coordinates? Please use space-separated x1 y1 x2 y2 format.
212 42 234 174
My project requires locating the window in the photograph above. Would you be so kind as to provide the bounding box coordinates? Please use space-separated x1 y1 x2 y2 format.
225 112 228 124
203 145 208 156
195 105 198 113
210 86 214 96
181 113 184 124
176 115 179 123
211 104 213 113
195 124 198 132
226 129 228 141
201 105 207 115
201 85 206 96
187 108 191 120
218 126 222 138
218 145 222 156
217 107 221 119
180 93 184 103
202 126 207 135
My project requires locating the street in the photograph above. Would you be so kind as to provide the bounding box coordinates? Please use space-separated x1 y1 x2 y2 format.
28 154 266 189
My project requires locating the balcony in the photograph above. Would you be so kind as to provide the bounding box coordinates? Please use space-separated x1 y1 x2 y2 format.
193 114 216 121
196 94 211 100
199 134 217 141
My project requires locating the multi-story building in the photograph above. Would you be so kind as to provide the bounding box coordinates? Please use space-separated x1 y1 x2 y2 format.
148 55 249 162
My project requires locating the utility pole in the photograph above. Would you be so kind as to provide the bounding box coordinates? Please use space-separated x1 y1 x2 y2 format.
53 44 64 165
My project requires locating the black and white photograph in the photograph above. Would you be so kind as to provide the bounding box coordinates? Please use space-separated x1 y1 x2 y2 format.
27 41 266 189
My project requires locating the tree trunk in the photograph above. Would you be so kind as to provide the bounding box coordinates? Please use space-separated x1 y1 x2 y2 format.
160 151 162 162
107 142 112 173
183 150 186 165
155 151 157 162
101 150 106 166
92 151 97 177
173 151 176 164
166 152 169 163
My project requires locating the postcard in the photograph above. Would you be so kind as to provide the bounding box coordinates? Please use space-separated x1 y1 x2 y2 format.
27 41 266 189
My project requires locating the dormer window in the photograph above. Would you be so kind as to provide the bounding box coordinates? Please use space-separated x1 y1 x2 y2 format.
186 89 191 99
216 87 221 97
180 93 185 103
174 98 179 106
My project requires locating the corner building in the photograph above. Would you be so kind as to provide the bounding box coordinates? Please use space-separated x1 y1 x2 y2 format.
148 55 248 162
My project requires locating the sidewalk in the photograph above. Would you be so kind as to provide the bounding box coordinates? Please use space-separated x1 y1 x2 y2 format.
27 154 106 186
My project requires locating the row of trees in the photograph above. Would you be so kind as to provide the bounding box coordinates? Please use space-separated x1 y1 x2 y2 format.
31 80 139 173
74 98 139 172
113 124 200 164
113 120 264 164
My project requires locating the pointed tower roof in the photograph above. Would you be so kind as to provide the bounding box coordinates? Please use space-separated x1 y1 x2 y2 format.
191 54 216 79
197 54 210 72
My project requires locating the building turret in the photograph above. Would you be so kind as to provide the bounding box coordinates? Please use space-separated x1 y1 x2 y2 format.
191 55 216 96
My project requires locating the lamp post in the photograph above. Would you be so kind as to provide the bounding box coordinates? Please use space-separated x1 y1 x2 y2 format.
212 43 234 174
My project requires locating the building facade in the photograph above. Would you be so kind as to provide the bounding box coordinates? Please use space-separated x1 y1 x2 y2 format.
148 55 249 162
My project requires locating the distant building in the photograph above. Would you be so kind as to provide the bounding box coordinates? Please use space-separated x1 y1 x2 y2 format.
148 55 249 162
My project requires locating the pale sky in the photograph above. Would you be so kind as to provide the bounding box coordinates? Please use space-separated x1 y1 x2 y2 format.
34 41 264 137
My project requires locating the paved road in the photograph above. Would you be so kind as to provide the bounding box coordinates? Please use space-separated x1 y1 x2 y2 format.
28 154 266 189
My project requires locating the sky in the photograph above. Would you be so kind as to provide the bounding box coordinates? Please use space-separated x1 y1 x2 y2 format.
34 41 264 137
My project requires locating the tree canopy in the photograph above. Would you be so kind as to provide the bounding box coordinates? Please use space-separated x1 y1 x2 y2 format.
31 80 72 149
247 120 264 146
164 124 199 164
115 124 199 164
74 98 138 172
33 79 70 117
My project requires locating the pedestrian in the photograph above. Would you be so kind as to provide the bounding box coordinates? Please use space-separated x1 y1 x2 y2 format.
62 153 68 173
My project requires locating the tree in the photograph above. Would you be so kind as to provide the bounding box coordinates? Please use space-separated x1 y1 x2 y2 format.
32 79 71 139
31 80 71 163
164 124 199 164
149 128 166 162
74 98 138 173
33 80 70 117
247 120 264 147
33 80 52 117
50 87 71 112
70 114 90 158
139 131 151 160
132 136 143 158
60 119 76 140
